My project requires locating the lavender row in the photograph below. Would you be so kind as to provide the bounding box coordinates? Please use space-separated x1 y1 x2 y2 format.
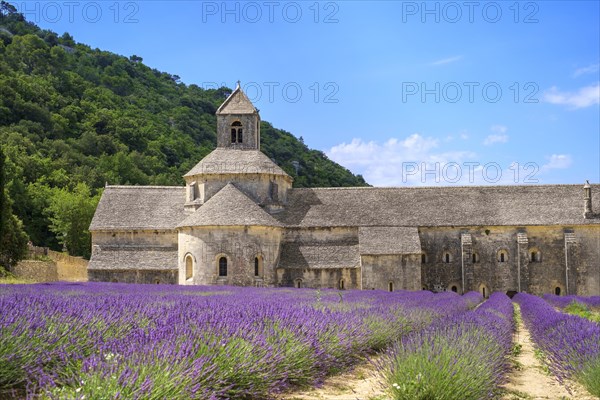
543 293 600 309
515 293 600 396
377 292 514 400
0 283 481 399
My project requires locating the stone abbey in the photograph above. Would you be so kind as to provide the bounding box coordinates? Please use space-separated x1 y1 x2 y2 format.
89 84 600 297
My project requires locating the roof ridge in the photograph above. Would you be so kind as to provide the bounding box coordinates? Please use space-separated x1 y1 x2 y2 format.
291 183 591 191
106 185 184 189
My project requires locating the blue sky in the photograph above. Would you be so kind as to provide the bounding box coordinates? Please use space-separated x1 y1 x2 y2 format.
14 0 600 186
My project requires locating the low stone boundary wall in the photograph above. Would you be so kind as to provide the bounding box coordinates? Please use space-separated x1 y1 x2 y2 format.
48 250 88 281
11 260 58 282
11 245 89 282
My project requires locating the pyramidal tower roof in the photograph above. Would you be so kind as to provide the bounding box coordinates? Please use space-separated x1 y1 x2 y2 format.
216 82 257 115
178 183 283 228
183 148 290 178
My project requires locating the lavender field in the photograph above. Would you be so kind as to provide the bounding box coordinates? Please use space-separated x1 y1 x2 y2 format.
0 283 482 399
0 284 598 399
516 293 600 397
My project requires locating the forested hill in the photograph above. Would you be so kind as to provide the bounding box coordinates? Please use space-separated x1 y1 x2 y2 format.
0 4 368 259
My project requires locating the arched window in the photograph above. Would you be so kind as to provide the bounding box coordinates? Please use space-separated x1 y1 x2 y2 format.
421 253 427 263
155 279 160 284
218 257 227 277
451 285 458 293
339 279 345 290
479 284 489 299
472 253 479 263
254 255 264 277
497 250 508 263
185 255 193 280
443 252 452 263
555 287 561 296
388 282 394 292
295 279 302 288
231 121 243 143
530 250 540 262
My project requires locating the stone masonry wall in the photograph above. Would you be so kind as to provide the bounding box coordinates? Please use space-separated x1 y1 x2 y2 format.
361 254 421 291
277 227 360 289
88 269 177 284
12 260 58 282
420 225 600 296
48 250 88 281
178 226 282 286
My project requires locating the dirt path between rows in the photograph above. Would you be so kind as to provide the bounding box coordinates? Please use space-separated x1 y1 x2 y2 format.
278 303 598 400
276 357 386 400
501 304 596 400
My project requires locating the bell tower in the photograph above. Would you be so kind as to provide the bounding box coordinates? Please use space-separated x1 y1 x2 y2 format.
215 82 260 150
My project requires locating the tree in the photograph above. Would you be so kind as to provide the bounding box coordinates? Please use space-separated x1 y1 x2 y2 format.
0 146 28 267
0 145 4 236
45 183 101 259
0 1 17 17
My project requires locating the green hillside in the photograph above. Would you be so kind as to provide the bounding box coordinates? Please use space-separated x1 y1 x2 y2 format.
0 3 368 260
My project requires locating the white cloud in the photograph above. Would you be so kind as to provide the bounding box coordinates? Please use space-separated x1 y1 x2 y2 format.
541 154 572 171
327 135 574 186
483 128 509 146
490 125 508 134
428 55 462 66
327 134 478 186
483 134 508 145
573 64 599 78
543 84 600 109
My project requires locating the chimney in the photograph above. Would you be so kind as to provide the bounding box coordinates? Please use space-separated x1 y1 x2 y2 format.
584 180 593 218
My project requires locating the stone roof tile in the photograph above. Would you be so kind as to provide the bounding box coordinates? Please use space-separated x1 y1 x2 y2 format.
89 186 185 231
88 246 178 270
184 149 291 178
359 226 421 254
278 243 360 269
276 184 600 227
178 183 283 228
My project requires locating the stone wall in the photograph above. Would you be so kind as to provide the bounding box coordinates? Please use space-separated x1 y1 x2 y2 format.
48 250 88 281
89 230 178 284
571 226 600 296
12 260 58 282
217 113 259 150
88 269 177 284
14 246 87 282
92 230 178 247
277 267 360 289
178 226 282 286
185 173 291 208
361 254 421 291
419 225 600 297
277 227 360 289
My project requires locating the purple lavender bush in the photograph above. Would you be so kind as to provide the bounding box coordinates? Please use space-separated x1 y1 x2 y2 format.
515 293 600 396
0 283 479 399
378 292 513 400
543 293 600 310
